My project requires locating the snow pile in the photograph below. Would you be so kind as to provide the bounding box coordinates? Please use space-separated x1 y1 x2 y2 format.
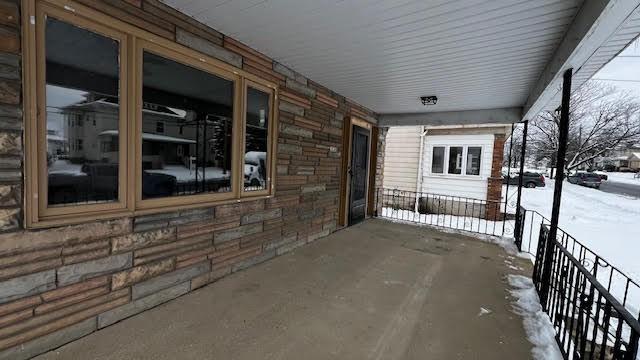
507 275 562 360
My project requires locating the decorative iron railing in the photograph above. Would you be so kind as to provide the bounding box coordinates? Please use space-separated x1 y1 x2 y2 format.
534 225 640 359
373 188 514 238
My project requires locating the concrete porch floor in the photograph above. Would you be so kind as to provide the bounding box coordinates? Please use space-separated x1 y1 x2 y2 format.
36 219 533 360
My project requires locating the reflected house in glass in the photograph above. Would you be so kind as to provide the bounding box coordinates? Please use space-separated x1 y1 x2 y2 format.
59 93 234 199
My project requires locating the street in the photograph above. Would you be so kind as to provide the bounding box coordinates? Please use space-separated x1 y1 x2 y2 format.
600 180 640 198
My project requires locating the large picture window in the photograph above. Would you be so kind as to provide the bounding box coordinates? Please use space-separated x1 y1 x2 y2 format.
25 2 278 227
45 17 122 207
140 51 234 200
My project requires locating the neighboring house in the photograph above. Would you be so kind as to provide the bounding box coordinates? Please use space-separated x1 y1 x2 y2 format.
383 124 510 218
596 144 640 171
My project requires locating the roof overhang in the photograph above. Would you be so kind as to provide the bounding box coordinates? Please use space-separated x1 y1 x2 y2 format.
165 0 640 126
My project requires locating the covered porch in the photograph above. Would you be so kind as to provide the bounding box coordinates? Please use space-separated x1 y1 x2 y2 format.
33 219 532 360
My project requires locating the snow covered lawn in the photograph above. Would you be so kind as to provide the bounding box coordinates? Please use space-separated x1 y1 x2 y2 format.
605 171 640 185
507 179 640 318
509 180 640 282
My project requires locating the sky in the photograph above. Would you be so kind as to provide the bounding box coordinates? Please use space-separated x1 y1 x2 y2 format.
593 37 640 97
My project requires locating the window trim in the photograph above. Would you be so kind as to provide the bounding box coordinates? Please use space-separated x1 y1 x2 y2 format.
134 39 242 211
428 144 484 178
34 2 131 220
240 79 277 197
24 0 279 228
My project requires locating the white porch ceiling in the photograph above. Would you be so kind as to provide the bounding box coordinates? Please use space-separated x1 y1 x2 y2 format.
163 0 585 114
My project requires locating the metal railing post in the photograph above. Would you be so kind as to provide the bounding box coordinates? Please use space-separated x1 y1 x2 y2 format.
540 68 572 307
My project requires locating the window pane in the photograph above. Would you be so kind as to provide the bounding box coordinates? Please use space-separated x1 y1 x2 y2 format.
431 146 444 173
141 51 234 199
45 17 120 206
448 146 463 174
244 87 270 191
466 147 482 175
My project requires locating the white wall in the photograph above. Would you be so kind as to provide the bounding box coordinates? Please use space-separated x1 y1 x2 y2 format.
422 134 495 200
382 126 422 191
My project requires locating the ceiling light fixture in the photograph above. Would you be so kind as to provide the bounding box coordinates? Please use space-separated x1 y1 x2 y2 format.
420 96 438 106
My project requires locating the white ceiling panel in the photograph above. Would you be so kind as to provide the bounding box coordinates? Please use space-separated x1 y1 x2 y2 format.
164 0 584 113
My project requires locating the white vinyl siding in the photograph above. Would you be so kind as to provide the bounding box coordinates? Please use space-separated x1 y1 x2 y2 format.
422 134 494 200
382 126 421 191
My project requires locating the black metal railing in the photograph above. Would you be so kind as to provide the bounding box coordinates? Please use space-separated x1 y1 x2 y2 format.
374 188 515 238
533 225 640 359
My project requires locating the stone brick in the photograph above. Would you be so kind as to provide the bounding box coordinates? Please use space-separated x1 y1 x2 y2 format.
231 249 275 272
35 286 110 315
98 282 190 328
273 61 295 79
280 123 313 138
0 295 41 317
276 238 306 255
0 27 19 54
0 317 96 360
57 253 133 286
286 78 316 98
131 261 209 300
301 184 326 194
0 207 18 231
278 101 304 116
0 79 18 105
240 208 282 225
0 307 31 328
278 143 302 155
0 270 55 304
0 183 18 206
176 28 242 68
111 258 175 290
214 223 263 244
111 228 176 253
41 277 109 302
0 54 19 80
0 1 19 28
0 292 127 351
0 218 131 254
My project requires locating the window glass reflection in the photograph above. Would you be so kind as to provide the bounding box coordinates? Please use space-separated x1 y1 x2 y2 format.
448 146 463 175
141 51 234 199
466 147 482 175
431 146 444 174
45 18 120 206
244 87 270 192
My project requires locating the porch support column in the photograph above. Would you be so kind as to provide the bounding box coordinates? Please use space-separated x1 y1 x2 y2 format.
540 68 572 306
514 119 528 249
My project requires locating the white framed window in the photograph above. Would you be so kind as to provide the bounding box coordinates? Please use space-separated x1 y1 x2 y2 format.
429 145 483 177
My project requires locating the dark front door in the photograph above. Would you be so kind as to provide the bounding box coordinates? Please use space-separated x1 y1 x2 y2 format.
349 125 370 225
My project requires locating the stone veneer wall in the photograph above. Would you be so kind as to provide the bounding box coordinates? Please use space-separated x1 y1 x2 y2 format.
0 0 378 358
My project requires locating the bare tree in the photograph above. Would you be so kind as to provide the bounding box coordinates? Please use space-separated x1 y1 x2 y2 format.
529 81 640 171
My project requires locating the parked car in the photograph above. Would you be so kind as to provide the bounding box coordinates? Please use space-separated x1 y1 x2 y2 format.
567 172 602 189
502 172 546 188
593 171 608 181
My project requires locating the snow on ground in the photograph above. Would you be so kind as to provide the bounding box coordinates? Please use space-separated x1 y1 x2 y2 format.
145 165 230 183
507 275 563 360
505 178 640 318
48 160 86 176
605 171 640 185
508 180 640 283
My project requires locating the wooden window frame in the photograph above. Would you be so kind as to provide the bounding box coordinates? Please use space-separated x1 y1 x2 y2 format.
240 79 277 198
23 0 279 228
